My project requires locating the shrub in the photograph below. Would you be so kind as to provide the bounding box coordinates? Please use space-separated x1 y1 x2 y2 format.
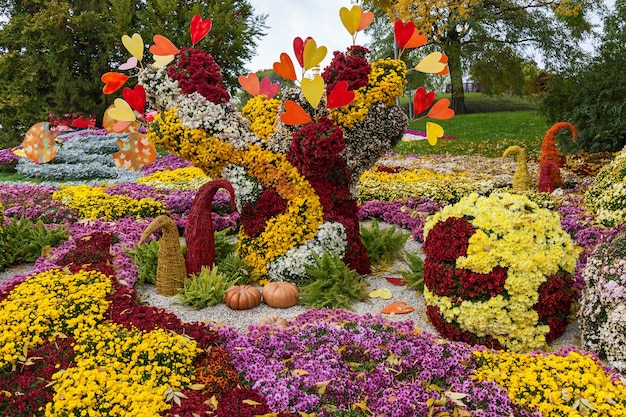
0 217 69 269
360 218 409 268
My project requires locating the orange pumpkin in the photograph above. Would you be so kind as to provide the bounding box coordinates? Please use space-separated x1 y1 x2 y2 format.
223 285 261 310
259 315 289 329
262 281 299 308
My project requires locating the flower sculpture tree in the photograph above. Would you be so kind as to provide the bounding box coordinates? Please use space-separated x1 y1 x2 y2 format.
423 192 579 352
102 6 454 282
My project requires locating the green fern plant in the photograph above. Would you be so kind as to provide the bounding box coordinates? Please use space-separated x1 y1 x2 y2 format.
0 217 69 269
214 229 237 264
300 251 369 310
400 251 425 292
216 253 254 286
360 218 410 268
126 239 160 285
176 266 239 309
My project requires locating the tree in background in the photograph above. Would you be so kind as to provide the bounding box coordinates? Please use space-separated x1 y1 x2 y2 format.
540 0 626 153
357 0 601 114
0 0 266 148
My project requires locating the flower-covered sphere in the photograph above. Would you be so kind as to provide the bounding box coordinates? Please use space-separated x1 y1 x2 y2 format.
423 192 579 351
584 146 626 227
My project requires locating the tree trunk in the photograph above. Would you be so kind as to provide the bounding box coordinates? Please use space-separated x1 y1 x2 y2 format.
445 34 466 115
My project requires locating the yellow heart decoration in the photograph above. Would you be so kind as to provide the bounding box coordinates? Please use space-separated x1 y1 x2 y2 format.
301 75 324 109
415 52 447 74
303 39 327 71
339 5 362 36
153 54 175 68
107 98 137 122
368 288 393 300
121 33 144 61
426 122 444 146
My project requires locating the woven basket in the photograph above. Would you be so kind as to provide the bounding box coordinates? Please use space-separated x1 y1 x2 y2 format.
139 215 186 296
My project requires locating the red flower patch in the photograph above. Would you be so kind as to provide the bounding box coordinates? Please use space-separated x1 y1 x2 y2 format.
240 188 287 237
423 217 475 262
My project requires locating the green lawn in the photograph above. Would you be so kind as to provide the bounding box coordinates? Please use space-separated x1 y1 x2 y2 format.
395 93 549 158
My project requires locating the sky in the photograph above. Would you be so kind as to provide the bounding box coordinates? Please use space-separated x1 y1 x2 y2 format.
245 1 371 72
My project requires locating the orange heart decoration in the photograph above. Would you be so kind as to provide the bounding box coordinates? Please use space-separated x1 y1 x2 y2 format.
303 39 327 71
280 100 312 126
22 122 60 164
436 54 450 76
405 28 428 49
426 122 445 146
238 72 260 96
273 53 297 81
394 20 415 50
150 34 179 56
327 81 355 109
358 11 375 32
413 87 435 115
122 84 146 114
381 301 414 315
259 77 280 99
427 99 455 120
101 72 129 94
339 5 362 36
190 14 212 45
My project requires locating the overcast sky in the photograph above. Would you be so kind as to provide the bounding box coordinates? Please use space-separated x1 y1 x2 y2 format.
245 1 372 72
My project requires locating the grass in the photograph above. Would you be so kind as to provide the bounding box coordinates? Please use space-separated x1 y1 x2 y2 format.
395 93 549 158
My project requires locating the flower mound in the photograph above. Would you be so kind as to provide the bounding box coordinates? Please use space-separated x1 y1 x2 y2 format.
579 230 626 372
423 192 579 351
584 146 626 227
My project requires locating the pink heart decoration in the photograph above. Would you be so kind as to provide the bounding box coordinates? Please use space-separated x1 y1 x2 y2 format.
413 87 435 115
327 81 355 109
259 77 280 99
394 20 415 50
122 84 146 114
190 14 212 45
119 57 138 71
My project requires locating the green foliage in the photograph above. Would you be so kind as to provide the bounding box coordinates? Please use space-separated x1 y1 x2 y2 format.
126 239 160 285
216 253 254 286
400 251 425 292
360 219 409 268
176 266 238 309
0 217 68 269
214 229 237 264
540 2 626 153
300 252 369 310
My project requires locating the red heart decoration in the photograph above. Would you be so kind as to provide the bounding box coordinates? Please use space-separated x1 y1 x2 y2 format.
327 81 355 109
427 99 455 120
150 35 179 56
394 20 415 50
293 36 312 68
238 72 260 96
259 77 280 99
280 100 312 126
122 84 147 114
413 87 435 115
190 14 212 45
273 53 297 81
101 72 129 94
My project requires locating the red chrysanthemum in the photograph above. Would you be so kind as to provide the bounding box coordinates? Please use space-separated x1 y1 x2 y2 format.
240 188 287 237
423 217 475 262
168 46 230 104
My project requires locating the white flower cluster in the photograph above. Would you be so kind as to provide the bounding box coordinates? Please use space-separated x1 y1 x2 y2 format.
222 164 262 212
138 66 183 112
267 222 347 282
175 93 260 150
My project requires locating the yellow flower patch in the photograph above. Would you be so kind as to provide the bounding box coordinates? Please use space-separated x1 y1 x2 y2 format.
52 184 168 220
137 166 211 190
241 95 280 141
473 349 626 416
0 269 111 371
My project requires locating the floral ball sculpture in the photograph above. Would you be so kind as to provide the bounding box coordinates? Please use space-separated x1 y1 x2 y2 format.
102 7 454 282
584 146 626 227
422 192 579 351
579 230 626 372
